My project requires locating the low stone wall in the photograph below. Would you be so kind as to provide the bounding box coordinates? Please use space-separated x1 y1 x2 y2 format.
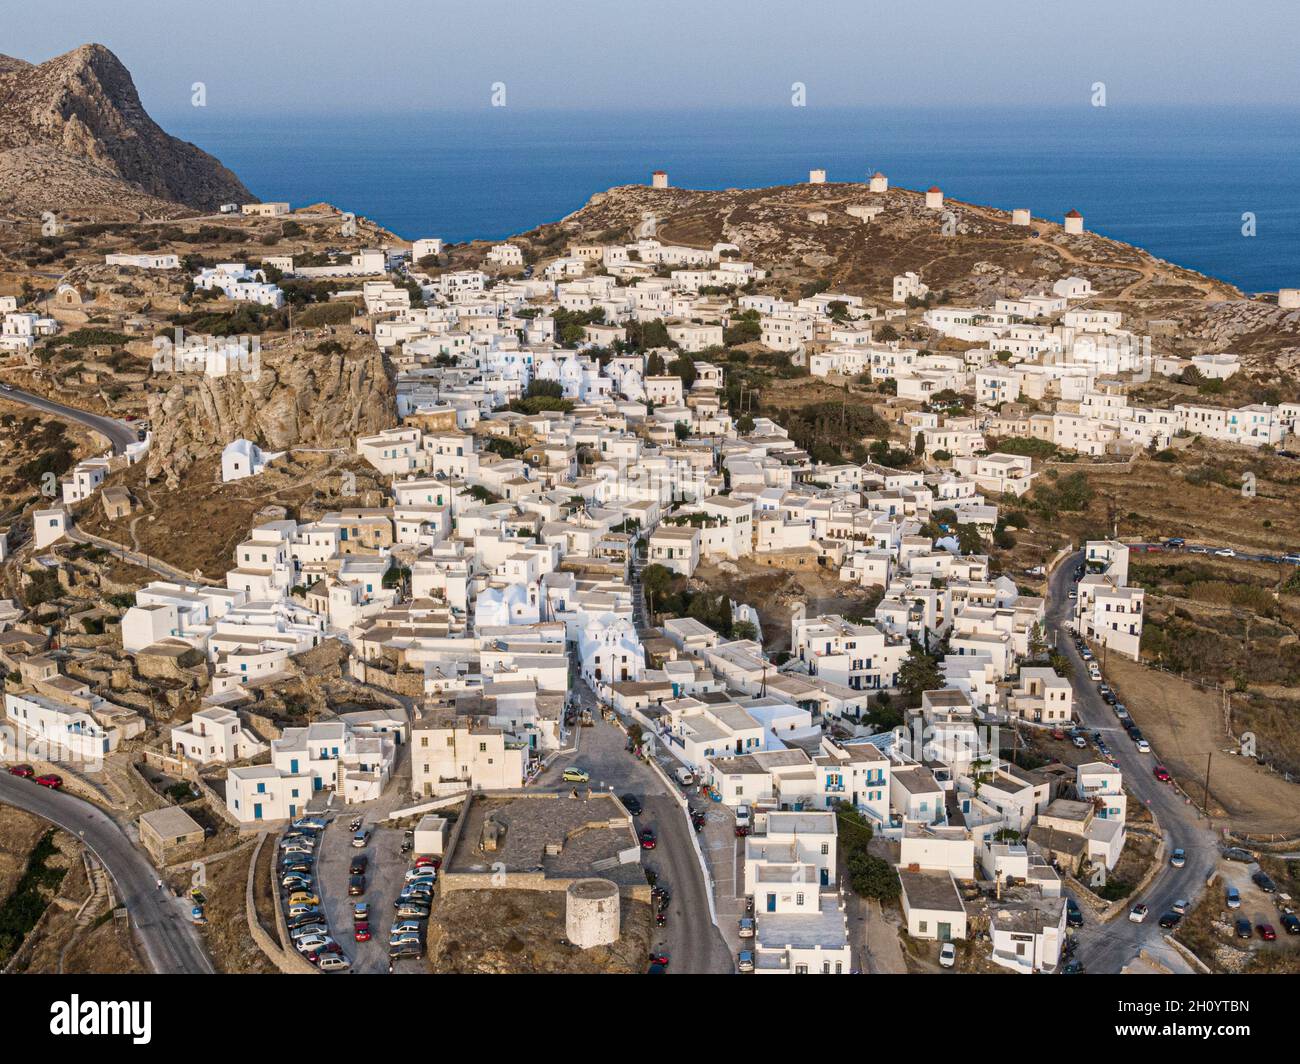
258 831 318 975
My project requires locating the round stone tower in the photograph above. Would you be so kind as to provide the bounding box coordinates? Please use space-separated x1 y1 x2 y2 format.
925 186 944 210
1064 209 1084 234
566 878 620 948
651 170 669 189
1011 208 1031 226
869 171 888 193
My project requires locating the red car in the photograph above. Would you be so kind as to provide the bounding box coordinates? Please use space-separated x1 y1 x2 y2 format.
414 856 441 869
1050 728 1065 741
34 774 63 788
1153 765 1171 782
734 825 751 837
639 829 657 850
1258 924 1277 941
353 923 371 942
648 951 669 967
7 764 34 778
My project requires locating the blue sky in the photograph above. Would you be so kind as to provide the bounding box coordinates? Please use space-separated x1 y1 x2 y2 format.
10 0 1300 115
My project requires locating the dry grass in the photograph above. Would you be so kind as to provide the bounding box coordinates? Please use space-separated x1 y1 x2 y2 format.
425 889 652 974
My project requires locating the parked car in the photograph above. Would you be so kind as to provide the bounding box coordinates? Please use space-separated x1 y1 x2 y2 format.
1170 848 1186 868
389 941 423 959
1281 914 1300 935
1257 923 1277 941
289 923 329 941
1066 899 1083 928
395 904 430 919
735 804 752 830
287 904 321 920
281 875 313 891
1222 847 1255 863
738 917 754 938
1128 904 1148 923
620 794 642 815
1253 871 1277 893
1114 705 1129 721
1153 765 1172 782
7 764 34 777
288 891 320 907
348 875 366 897
1061 960 1085 974
1172 899 1188 915
295 933 330 953
351 829 370 849
391 920 423 937
1236 917 1253 939
1158 912 1182 929
939 942 956 968
318 954 351 972
350 855 368 875
737 950 754 973
674 767 695 787
352 902 369 921
413 856 441 870
1136 739 1151 754
1072 735 1088 748
1226 887 1241 909
34 774 63 788
639 828 657 850
561 767 590 783
354 923 371 942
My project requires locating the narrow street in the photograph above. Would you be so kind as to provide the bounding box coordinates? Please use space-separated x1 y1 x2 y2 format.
533 691 733 974
1046 550 1217 973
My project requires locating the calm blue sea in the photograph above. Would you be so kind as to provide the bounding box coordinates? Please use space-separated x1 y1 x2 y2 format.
161 106 1300 293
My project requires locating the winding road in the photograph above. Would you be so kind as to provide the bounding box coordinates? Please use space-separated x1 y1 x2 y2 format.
0 383 138 455
0 773 213 974
1046 549 1218 973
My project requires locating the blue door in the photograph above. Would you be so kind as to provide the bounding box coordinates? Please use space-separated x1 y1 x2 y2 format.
290 759 299 773
313 777 322 791
766 893 777 912
820 868 829 886
253 803 262 820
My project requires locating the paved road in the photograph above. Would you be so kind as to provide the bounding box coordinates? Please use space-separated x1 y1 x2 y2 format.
1046 550 1217 973
0 384 138 455
533 692 733 974
0 773 213 974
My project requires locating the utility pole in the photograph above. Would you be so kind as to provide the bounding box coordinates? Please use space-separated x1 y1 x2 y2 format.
1201 752 1213 816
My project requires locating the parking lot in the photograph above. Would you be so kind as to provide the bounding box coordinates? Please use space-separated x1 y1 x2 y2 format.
277 811 431 974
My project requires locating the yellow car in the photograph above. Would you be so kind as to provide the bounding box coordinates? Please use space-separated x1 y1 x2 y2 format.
561 768 590 784
288 891 320 907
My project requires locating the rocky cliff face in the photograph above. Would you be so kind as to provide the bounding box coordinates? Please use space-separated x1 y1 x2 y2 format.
0 43 252 216
145 341 396 486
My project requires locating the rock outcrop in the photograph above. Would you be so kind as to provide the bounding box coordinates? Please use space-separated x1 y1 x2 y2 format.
0 43 252 216
145 340 396 486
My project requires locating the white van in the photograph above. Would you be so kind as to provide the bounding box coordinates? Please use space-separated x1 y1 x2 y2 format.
674 766 695 787
735 804 752 829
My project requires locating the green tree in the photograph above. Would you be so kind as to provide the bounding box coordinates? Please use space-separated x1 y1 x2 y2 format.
846 852 901 902
897 643 943 708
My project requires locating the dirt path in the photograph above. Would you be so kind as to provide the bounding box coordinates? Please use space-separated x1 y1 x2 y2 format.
1103 654 1300 835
